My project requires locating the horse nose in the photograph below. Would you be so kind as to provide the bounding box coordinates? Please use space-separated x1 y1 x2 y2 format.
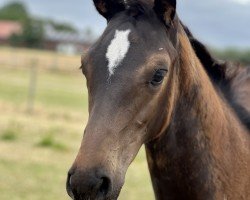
66 168 111 199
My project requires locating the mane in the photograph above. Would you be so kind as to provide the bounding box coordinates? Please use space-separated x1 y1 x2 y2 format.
181 22 250 130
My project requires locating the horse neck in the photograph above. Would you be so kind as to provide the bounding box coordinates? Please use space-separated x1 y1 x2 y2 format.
145 33 250 200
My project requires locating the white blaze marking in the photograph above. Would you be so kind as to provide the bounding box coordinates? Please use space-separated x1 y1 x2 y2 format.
106 29 131 77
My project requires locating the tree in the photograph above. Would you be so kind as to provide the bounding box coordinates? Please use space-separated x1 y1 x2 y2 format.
46 20 77 33
9 19 44 48
21 19 44 48
0 1 28 22
0 2 44 48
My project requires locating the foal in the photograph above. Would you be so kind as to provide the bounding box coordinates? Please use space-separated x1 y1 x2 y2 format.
67 0 250 199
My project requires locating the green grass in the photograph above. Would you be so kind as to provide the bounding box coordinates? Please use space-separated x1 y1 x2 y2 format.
0 121 21 141
36 127 68 151
0 67 88 110
37 134 68 151
1 128 17 141
0 48 154 200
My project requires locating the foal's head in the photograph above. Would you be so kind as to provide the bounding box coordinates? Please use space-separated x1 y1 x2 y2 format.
67 0 182 199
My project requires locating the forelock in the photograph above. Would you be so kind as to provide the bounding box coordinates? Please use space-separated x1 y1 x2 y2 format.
124 0 152 17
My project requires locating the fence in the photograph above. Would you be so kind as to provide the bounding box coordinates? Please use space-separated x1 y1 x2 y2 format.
0 46 84 113
0 46 81 73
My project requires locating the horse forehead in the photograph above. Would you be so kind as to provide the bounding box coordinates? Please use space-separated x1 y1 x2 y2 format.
105 29 132 77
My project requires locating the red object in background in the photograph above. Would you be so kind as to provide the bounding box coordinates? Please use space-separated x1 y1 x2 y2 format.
0 20 22 40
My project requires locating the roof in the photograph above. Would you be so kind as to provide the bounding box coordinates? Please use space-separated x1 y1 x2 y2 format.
0 20 22 39
44 25 89 44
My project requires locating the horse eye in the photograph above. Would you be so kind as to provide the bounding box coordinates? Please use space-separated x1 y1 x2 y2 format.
150 69 168 86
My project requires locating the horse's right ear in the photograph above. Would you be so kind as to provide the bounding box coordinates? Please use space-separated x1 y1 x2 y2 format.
93 0 125 20
153 0 176 26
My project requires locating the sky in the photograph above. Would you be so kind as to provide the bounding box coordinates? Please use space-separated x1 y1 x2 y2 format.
0 0 250 48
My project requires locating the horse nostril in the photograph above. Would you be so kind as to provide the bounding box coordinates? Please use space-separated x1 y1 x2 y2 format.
99 176 111 196
66 172 75 199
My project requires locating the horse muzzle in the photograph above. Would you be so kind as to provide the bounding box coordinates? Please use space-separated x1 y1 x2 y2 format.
66 167 120 200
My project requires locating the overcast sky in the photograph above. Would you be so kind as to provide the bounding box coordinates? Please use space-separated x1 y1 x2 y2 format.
0 0 250 48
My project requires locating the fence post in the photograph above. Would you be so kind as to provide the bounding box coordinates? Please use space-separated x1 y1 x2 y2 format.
27 59 38 114
51 53 58 71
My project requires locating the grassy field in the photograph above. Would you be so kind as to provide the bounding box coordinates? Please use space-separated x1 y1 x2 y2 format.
0 47 154 200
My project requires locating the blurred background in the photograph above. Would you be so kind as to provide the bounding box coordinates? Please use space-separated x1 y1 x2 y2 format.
0 0 249 200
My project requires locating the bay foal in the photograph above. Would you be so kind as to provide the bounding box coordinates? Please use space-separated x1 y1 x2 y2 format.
67 0 250 199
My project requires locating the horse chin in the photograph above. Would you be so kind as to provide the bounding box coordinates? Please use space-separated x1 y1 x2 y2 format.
104 181 123 200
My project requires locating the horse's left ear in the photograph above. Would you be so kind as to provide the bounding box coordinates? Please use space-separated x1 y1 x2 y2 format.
93 0 125 20
153 0 176 26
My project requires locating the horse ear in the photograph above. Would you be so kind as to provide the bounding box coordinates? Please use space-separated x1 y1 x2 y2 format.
153 0 176 26
93 0 125 20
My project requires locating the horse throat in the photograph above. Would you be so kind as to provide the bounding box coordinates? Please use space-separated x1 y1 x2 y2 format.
145 33 250 200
